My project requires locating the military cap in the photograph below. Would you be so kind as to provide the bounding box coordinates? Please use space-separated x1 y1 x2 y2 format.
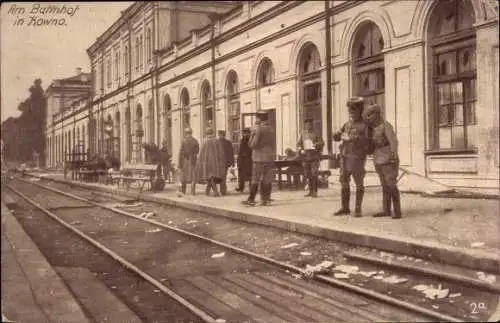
185 128 193 134
346 97 364 109
217 130 226 136
205 127 214 135
256 111 268 121
242 128 251 133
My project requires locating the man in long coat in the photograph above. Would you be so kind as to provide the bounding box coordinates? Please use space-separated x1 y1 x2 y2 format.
217 130 234 195
178 128 199 195
196 128 227 196
235 128 252 193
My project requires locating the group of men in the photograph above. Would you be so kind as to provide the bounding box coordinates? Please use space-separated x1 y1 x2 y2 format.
175 96 402 218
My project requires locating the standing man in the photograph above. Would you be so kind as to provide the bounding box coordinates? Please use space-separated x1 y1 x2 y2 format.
242 112 276 206
362 104 402 219
159 140 171 181
178 128 199 195
235 128 252 193
217 130 234 195
297 119 324 197
196 128 226 196
333 97 371 217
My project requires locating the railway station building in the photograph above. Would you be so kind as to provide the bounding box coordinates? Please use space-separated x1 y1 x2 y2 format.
45 0 499 191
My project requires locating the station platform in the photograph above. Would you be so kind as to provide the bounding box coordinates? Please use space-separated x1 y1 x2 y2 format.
1 197 90 323
25 170 500 275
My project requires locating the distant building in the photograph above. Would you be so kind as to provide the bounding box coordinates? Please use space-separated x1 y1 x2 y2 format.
45 68 92 168
45 0 499 191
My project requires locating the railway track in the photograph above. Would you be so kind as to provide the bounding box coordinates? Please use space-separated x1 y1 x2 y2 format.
4 175 499 322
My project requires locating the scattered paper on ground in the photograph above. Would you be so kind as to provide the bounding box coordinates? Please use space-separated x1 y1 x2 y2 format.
373 275 384 280
145 228 162 233
412 284 449 299
111 202 142 208
449 293 462 298
281 243 299 249
470 242 485 248
334 273 350 279
303 261 334 278
334 265 359 274
300 252 312 256
380 251 394 258
358 271 378 278
381 275 408 284
477 272 496 284
211 252 225 259
186 220 198 224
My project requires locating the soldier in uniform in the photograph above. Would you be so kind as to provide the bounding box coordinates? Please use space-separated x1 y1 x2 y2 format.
178 128 199 195
297 119 324 197
333 97 371 217
242 111 276 206
362 104 402 219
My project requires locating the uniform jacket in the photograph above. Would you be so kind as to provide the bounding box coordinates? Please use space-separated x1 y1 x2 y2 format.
249 122 276 163
219 137 235 168
371 120 398 165
333 120 371 159
159 147 171 164
297 130 324 161
196 136 226 183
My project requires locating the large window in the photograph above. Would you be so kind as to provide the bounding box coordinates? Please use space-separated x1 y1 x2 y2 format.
124 45 129 76
136 104 143 162
299 43 322 134
115 111 121 159
257 58 275 87
125 107 132 162
429 0 476 151
148 99 155 144
114 51 120 81
135 37 140 70
226 70 240 153
180 88 190 138
106 57 112 88
146 28 152 62
163 94 172 153
352 22 385 112
201 80 213 135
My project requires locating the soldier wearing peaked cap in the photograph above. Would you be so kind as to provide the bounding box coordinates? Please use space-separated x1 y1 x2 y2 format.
332 97 372 217
178 128 199 195
362 104 402 219
297 118 324 197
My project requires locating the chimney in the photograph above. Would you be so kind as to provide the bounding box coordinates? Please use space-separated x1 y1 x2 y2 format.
76 67 82 75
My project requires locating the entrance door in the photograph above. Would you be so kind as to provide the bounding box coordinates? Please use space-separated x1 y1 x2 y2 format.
241 109 277 154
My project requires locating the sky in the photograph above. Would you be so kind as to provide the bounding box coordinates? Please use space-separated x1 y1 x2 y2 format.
1 2 132 122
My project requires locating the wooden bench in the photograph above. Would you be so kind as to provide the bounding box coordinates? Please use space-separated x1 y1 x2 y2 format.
274 156 332 190
111 164 158 193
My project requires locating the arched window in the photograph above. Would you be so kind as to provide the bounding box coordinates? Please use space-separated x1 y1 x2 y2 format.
136 104 144 162
106 57 112 88
180 88 190 138
148 99 155 144
82 124 86 155
139 35 144 69
163 94 172 153
124 45 129 76
257 58 275 87
125 107 132 162
135 36 140 70
201 80 213 134
115 111 121 159
146 28 152 62
298 43 322 134
428 0 476 151
352 22 385 112
226 70 240 153
115 51 120 81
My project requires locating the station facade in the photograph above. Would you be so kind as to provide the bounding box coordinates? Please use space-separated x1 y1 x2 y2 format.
46 0 499 191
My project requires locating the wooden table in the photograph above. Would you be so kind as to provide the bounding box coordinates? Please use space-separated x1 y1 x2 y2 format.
274 155 333 190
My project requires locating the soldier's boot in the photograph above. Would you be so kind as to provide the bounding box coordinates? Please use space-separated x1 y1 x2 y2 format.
212 180 220 197
242 184 258 206
309 176 318 198
354 188 364 217
334 188 351 216
260 183 272 206
391 188 402 219
373 187 391 217
235 178 245 192
190 183 196 195
180 182 187 194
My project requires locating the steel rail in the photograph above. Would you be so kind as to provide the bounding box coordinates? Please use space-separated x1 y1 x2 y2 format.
5 183 218 323
15 176 466 322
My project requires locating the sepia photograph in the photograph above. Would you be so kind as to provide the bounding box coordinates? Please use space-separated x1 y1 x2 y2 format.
1 1 499 322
